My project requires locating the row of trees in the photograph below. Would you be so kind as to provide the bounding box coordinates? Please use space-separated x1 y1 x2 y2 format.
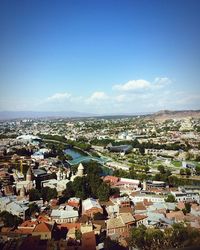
91 137 191 152
129 223 200 250
29 186 57 202
39 134 91 151
180 168 192 176
113 164 172 183
113 161 200 187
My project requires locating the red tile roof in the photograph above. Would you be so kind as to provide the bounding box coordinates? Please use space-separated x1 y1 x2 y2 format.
103 176 119 184
133 214 148 221
58 223 81 230
33 222 53 233
82 231 96 250
19 220 38 228
134 202 147 211
166 211 185 221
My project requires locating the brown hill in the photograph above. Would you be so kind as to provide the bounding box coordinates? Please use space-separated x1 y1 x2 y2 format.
148 110 200 121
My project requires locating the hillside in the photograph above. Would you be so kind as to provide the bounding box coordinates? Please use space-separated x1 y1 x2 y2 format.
149 110 200 121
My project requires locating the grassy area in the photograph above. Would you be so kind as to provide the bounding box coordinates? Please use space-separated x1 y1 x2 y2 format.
171 160 182 167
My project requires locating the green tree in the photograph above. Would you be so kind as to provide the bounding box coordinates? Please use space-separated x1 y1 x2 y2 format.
180 169 185 175
97 182 110 201
165 194 176 202
41 187 58 202
144 166 150 173
29 188 41 201
104 237 126 250
195 165 200 175
185 202 191 213
154 173 162 181
72 176 88 199
168 175 179 187
144 228 164 249
0 211 22 227
110 187 120 197
157 165 166 174
171 223 188 247
185 168 191 176
75 229 82 241
88 174 102 198
28 202 40 216
62 181 75 201
129 225 146 249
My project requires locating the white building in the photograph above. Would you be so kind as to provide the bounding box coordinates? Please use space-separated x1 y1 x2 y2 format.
170 191 200 203
41 178 69 192
130 193 165 204
51 209 78 223
0 196 29 220
6 201 29 220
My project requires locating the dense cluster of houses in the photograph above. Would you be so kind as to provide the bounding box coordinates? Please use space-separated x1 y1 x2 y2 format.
0 170 200 249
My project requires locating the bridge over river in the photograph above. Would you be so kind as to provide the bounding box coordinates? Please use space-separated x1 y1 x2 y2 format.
67 155 110 165
64 148 113 175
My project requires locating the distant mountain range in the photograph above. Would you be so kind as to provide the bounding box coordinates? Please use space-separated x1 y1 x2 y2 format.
0 111 95 120
0 109 199 120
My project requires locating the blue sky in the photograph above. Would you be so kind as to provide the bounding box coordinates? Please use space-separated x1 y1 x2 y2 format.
0 0 200 114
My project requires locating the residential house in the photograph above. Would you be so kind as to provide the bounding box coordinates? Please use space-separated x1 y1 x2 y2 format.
191 204 200 216
82 198 103 217
134 202 147 214
106 212 135 240
68 197 80 208
51 209 79 223
166 211 185 223
81 231 96 250
171 191 200 203
17 220 38 235
32 222 54 240
133 214 148 227
6 201 29 220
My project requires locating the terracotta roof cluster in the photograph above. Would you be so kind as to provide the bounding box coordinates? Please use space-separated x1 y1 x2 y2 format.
119 206 133 214
107 213 135 229
37 215 51 222
143 199 153 207
81 231 96 250
134 202 147 211
166 211 185 221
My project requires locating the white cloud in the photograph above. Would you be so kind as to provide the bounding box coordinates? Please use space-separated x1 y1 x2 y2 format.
113 79 151 91
86 91 108 104
154 77 172 88
173 92 200 106
114 94 126 102
47 92 71 102
47 92 71 101
113 77 172 92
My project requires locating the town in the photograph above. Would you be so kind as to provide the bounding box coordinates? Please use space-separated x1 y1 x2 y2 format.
0 110 200 249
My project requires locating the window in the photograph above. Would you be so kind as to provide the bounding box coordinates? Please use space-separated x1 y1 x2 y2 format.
108 229 114 234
